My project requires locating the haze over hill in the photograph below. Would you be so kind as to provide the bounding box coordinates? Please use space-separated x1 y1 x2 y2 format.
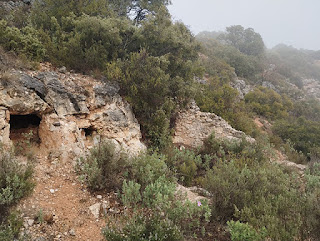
168 0 320 50
2 1 320 240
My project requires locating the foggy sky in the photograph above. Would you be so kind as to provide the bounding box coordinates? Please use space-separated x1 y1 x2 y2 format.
168 0 320 50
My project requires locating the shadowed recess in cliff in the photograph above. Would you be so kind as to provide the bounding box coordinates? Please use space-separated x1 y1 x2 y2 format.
9 114 41 144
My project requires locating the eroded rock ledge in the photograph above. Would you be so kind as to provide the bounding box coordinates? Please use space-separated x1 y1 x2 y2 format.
173 101 254 148
0 64 145 158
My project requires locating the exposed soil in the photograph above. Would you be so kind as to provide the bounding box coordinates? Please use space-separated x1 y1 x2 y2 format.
17 145 115 241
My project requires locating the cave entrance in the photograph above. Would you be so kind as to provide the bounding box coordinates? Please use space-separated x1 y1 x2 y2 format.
81 126 96 139
83 127 95 137
9 114 41 147
81 127 97 146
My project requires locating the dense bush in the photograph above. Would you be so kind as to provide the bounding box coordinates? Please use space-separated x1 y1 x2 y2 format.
164 134 268 188
36 14 136 71
104 213 184 241
272 117 320 158
95 149 212 240
105 175 211 240
0 212 24 241
137 8 202 81
0 149 34 218
106 50 174 148
165 147 205 186
0 20 45 61
128 153 173 189
31 0 171 27
227 220 267 241
0 148 34 239
204 161 304 240
292 98 320 121
218 25 265 57
31 0 114 28
77 140 128 191
201 133 268 165
245 86 293 120
301 163 320 240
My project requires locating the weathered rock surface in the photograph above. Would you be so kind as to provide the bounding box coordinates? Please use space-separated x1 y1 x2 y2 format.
0 63 145 156
230 78 253 99
0 0 26 11
176 184 209 203
0 107 10 144
303 78 320 101
173 101 254 148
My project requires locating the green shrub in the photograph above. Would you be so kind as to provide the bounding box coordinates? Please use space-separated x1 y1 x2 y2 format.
31 0 114 29
0 148 33 240
204 161 304 240
282 140 308 164
104 214 183 241
0 20 45 61
165 147 204 186
106 50 176 149
0 150 34 219
201 132 268 165
121 180 141 208
272 117 320 158
0 212 24 241
299 163 320 240
105 175 211 240
164 134 268 187
35 14 135 72
227 220 267 241
129 153 172 189
245 86 293 120
77 140 128 191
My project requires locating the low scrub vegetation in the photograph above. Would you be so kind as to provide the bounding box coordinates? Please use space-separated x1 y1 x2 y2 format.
0 146 34 239
77 140 128 191
3 0 320 239
78 139 211 240
105 176 211 240
77 130 320 240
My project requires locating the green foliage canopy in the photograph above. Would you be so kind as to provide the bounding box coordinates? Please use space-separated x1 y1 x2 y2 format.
219 25 265 57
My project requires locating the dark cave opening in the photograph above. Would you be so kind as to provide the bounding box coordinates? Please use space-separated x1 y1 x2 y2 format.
82 127 96 137
9 114 41 144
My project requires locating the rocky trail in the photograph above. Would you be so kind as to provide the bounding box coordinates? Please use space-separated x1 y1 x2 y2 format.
17 147 116 241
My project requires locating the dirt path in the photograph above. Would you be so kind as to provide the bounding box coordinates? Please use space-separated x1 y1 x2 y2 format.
18 150 110 241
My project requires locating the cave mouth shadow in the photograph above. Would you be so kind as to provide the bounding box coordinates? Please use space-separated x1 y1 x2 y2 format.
81 126 97 138
9 114 41 145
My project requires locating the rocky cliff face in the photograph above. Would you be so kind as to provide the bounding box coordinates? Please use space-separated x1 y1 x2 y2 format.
173 101 254 148
0 61 257 158
0 63 145 158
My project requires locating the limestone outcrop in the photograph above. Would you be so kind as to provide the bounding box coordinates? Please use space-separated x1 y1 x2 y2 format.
173 101 254 148
0 63 145 157
230 78 253 100
303 78 320 101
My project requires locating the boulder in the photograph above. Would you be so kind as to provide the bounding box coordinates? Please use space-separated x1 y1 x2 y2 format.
230 78 253 99
173 101 254 148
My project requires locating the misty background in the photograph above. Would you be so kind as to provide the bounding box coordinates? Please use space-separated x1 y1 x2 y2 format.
168 0 320 50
